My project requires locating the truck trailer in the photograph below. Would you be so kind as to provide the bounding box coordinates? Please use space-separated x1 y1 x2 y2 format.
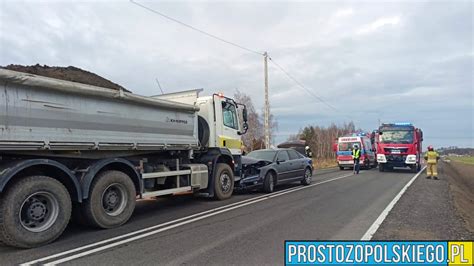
0 69 249 248
375 123 423 172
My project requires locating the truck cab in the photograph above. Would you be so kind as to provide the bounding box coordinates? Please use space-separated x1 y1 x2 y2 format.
376 123 423 172
155 90 248 180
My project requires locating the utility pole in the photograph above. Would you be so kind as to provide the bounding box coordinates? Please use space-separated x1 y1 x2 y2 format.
264 52 270 149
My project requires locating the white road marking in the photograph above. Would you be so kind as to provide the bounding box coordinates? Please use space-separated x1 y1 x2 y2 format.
360 166 427 240
23 173 353 266
21 184 302 266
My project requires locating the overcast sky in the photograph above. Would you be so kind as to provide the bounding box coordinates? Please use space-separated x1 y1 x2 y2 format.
1 0 472 148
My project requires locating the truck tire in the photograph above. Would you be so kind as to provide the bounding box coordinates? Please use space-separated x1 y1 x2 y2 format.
410 164 419 173
263 171 275 193
339 166 344 170
301 167 312 186
0 176 71 248
198 116 210 148
363 160 370 170
379 164 385 172
213 163 234 200
83 170 136 229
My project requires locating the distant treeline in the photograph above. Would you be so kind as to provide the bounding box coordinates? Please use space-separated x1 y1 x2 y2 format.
288 122 361 159
438 147 474 156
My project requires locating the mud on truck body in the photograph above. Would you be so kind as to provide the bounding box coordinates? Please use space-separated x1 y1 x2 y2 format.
0 69 248 248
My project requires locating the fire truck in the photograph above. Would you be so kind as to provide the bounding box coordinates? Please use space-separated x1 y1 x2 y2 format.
375 123 423 172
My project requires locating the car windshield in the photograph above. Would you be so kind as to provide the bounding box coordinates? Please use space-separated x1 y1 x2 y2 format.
379 130 414 144
246 150 277 161
339 142 361 151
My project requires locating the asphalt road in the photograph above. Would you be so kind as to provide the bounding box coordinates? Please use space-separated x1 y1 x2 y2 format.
0 167 419 265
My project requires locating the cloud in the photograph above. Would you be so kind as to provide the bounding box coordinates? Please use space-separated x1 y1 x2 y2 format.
0 0 472 148
334 8 354 18
356 16 401 35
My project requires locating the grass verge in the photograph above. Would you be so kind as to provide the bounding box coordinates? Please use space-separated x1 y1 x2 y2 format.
448 156 474 165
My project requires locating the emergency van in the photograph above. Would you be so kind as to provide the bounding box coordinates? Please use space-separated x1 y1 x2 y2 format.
335 133 377 170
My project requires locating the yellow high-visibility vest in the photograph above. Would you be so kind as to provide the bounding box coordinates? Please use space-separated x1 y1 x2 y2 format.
352 149 360 159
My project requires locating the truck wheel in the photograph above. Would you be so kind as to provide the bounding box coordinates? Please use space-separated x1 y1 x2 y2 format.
0 176 71 248
339 166 344 170
301 168 312 186
410 164 418 173
364 160 370 170
83 171 136 229
213 163 234 200
198 116 210 148
263 171 275 193
379 164 385 172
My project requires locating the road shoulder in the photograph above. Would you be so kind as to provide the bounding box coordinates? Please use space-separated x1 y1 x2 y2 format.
372 163 474 240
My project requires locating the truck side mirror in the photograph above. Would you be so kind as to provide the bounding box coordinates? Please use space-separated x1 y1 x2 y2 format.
242 107 248 122
238 122 249 135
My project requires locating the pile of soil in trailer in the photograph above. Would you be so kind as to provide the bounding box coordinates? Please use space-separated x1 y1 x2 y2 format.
1 64 130 92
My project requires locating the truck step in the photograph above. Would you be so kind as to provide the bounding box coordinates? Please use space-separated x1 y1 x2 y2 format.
142 186 193 198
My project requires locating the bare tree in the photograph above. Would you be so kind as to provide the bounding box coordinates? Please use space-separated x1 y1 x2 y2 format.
261 106 278 147
233 90 278 151
291 121 361 159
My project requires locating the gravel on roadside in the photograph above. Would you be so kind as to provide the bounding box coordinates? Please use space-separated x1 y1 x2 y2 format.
372 163 474 240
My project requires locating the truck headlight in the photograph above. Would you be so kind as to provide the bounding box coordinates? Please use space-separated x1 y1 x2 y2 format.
405 155 417 164
377 154 387 163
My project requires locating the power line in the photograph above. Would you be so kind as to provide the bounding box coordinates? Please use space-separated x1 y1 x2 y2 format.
130 0 263 56
268 56 356 121
130 0 354 122
268 57 337 110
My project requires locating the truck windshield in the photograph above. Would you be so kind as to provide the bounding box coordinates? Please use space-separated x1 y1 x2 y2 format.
379 130 414 144
222 101 239 130
339 142 360 151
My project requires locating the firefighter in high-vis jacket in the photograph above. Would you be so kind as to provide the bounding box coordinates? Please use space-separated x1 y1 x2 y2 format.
424 145 440 179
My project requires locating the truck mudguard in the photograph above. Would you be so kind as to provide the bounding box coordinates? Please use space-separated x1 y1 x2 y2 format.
0 159 82 202
196 148 235 197
80 158 142 199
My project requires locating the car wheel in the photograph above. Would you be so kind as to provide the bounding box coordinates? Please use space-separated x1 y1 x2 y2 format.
263 172 275 193
301 168 312 185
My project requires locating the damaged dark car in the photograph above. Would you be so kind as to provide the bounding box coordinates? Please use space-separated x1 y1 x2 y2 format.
238 149 313 193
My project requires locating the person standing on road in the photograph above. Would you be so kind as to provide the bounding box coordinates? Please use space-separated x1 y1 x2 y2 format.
424 145 440 179
305 145 313 158
352 144 361 174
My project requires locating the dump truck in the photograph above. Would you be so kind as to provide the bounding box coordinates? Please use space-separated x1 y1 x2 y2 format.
375 123 423 172
0 69 249 248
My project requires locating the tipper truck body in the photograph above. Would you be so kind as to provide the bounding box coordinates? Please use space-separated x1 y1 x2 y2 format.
0 69 249 248
375 123 423 173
